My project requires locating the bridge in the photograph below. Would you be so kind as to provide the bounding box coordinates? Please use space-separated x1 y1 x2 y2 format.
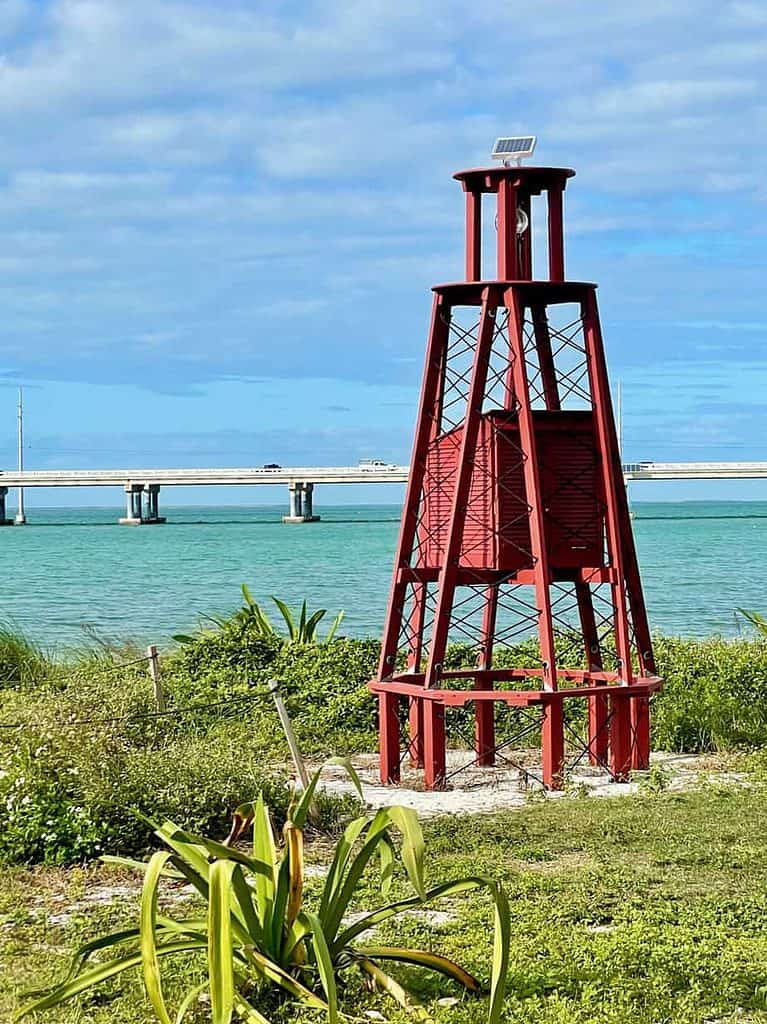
0 465 410 524
0 461 766 525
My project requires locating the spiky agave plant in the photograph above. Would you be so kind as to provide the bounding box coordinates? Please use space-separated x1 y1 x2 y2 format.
17 766 509 1024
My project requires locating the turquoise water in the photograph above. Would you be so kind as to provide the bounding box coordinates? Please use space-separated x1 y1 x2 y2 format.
0 502 765 649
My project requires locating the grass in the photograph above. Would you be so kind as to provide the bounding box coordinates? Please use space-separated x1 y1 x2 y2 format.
3 779 767 1023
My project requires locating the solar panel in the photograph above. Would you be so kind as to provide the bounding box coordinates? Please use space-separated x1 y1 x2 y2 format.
491 136 536 162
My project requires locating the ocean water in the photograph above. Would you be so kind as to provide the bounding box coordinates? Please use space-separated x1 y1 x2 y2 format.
0 502 765 650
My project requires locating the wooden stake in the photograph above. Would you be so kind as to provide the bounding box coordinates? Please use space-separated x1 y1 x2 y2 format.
268 678 311 791
146 644 165 711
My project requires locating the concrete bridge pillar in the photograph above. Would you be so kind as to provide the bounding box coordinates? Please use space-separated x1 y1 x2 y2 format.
143 485 166 524
120 484 144 524
0 487 13 525
282 482 320 523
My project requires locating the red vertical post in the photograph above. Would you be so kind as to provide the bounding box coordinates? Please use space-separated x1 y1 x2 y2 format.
575 581 608 766
423 701 446 789
507 289 563 788
496 179 519 279
631 695 651 771
531 305 561 411
408 699 424 768
406 581 427 767
609 692 632 781
547 187 565 282
377 297 448 682
582 291 634 679
475 583 498 766
518 192 532 279
379 693 400 784
465 191 482 282
425 291 499 684
542 700 565 789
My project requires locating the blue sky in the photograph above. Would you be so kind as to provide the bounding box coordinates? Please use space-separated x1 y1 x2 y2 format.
0 0 766 507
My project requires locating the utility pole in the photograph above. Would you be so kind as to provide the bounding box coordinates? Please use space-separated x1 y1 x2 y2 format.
616 378 623 457
15 386 26 525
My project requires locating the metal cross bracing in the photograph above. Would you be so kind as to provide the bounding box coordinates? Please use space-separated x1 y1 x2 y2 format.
370 164 661 792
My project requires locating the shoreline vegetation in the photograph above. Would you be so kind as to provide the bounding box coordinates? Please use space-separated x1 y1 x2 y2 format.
1 615 767 867
2 609 767 1022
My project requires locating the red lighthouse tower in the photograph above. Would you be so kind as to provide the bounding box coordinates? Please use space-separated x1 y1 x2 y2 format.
369 140 661 791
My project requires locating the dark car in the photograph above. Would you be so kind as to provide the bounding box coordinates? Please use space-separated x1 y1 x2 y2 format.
262 463 281 469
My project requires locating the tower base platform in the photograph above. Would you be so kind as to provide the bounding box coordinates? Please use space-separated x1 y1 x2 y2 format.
370 671 662 791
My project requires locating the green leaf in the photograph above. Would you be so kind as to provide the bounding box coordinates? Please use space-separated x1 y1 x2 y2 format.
238 946 328 1010
230 863 264 945
301 911 338 1024
356 956 431 1021
208 860 235 1024
358 946 480 991
487 882 511 1024
271 596 296 640
384 806 426 899
290 767 324 829
318 814 368 923
334 878 482 952
304 608 326 641
327 755 365 800
325 609 345 643
378 834 396 898
298 599 308 639
233 991 273 1024
251 794 277 940
14 940 205 1021
175 982 208 1024
323 809 397 940
141 850 176 1024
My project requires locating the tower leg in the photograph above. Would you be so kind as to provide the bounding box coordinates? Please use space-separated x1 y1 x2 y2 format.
541 700 565 790
475 584 497 766
408 698 424 768
379 693 400 784
423 701 446 790
575 581 608 766
631 696 651 771
609 694 632 781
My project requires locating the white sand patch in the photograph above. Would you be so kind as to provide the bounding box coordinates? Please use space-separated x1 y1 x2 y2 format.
314 750 749 818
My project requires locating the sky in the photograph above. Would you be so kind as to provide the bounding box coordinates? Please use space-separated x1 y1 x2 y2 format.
0 0 765 508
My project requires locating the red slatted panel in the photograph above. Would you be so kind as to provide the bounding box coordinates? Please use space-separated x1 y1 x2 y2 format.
420 411 604 571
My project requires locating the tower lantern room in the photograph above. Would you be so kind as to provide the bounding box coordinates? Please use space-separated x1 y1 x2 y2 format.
457 166 574 282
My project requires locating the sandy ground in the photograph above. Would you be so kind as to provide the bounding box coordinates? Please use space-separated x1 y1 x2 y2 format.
315 750 750 817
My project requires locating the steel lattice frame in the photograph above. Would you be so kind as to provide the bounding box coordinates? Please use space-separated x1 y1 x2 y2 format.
370 166 660 790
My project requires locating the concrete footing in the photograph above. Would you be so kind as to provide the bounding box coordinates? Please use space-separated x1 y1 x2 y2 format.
282 482 320 524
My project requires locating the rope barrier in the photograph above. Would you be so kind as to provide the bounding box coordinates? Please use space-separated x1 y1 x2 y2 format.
0 684 277 732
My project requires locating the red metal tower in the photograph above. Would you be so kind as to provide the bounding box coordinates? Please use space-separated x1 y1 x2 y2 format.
369 160 661 790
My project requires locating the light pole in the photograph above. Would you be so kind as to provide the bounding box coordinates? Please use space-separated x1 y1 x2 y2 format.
15 386 26 525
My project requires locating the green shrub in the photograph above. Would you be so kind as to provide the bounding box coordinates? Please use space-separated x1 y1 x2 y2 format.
0 713 290 865
651 636 767 752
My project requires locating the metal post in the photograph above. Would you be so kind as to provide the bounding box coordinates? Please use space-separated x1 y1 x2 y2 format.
15 386 26 525
147 644 165 711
